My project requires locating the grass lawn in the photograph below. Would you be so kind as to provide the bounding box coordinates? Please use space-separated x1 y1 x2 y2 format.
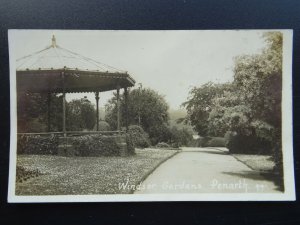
232 154 275 172
16 148 179 195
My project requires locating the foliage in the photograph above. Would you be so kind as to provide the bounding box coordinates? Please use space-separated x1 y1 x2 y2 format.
191 136 226 147
204 137 226 147
183 32 283 176
128 125 150 148
97 120 111 131
182 82 232 136
72 135 121 156
169 126 193 147
17 94 96 132
70 134 135 156
105 88 170 145
224 132 272 154
156 142 171 148
17 134 59 155
17 93 47 132
66 98 96 131
148 122 172 145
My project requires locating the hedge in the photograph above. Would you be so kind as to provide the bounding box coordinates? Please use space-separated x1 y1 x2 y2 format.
224 131 272 154
189 136 226 147
17 134 59 155
156 142 171 148
72 134 135 156
18 133 135 157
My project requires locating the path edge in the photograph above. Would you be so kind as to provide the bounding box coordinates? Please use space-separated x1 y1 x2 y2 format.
131 150 180 194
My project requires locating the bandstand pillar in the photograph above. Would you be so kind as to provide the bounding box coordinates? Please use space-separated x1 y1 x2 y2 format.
47 93 51 132
95 92 100 131
124 87 129 132
116 86 121 132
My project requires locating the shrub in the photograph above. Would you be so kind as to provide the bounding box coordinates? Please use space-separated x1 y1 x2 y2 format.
72 135 120 156
128 125 150 148
17 134 59 155
169 126 193 147
207 137 226 147
71 134 135 156
98 121 111 131
156 142 171 148
225 131 272 154
197 136 226 147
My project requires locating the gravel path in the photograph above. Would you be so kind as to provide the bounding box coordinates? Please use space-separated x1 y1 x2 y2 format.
135 147 281 194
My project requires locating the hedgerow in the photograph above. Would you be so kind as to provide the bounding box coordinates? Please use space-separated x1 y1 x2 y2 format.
17 134 59 155
224 131 272 154
72 134 135 156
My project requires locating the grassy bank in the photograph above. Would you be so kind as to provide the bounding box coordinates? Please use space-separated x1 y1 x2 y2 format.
15 149 179 195
232 154 275 172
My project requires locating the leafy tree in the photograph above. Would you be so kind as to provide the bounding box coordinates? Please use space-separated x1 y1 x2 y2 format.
209 32 282 142
17 93 63 132
183 32 283 177
17 92 47 132
17 93 96 132
182 82 232 136
105 88 170 145
66 98 96 131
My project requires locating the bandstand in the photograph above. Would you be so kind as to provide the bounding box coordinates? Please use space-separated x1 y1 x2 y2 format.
16 35 135 156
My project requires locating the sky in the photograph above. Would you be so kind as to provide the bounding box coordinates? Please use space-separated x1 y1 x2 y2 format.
10 30 267 110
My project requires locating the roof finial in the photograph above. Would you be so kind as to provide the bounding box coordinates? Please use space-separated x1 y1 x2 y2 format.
51 35 57 47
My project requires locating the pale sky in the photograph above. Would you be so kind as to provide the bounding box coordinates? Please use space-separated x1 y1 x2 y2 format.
11 30 267 110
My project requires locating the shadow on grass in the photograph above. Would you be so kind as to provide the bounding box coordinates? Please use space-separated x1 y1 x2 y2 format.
222 171 284 192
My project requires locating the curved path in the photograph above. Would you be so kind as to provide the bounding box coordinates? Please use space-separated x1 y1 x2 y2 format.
135 147 280 194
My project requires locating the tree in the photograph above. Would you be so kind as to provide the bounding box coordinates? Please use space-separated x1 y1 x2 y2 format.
66 98 96 131
17 94 96 132
183 32 283 176
205 32 283 175
105 87 170 145
182 82 231 136
210 32 282 142
17 93 63 132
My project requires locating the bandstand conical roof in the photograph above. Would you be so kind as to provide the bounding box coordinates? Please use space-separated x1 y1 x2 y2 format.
16 35 135 93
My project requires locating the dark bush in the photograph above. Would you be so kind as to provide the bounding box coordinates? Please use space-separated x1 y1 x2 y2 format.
72 135 120 156
207 137 226 147
196 136 226 147
156 142 171 148
128 125 150 148
225 131 272 154
98 121 111 131
71 134 135 156
17 134 59 155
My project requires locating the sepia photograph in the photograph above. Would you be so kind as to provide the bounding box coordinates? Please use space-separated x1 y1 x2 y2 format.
8 29 294 202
